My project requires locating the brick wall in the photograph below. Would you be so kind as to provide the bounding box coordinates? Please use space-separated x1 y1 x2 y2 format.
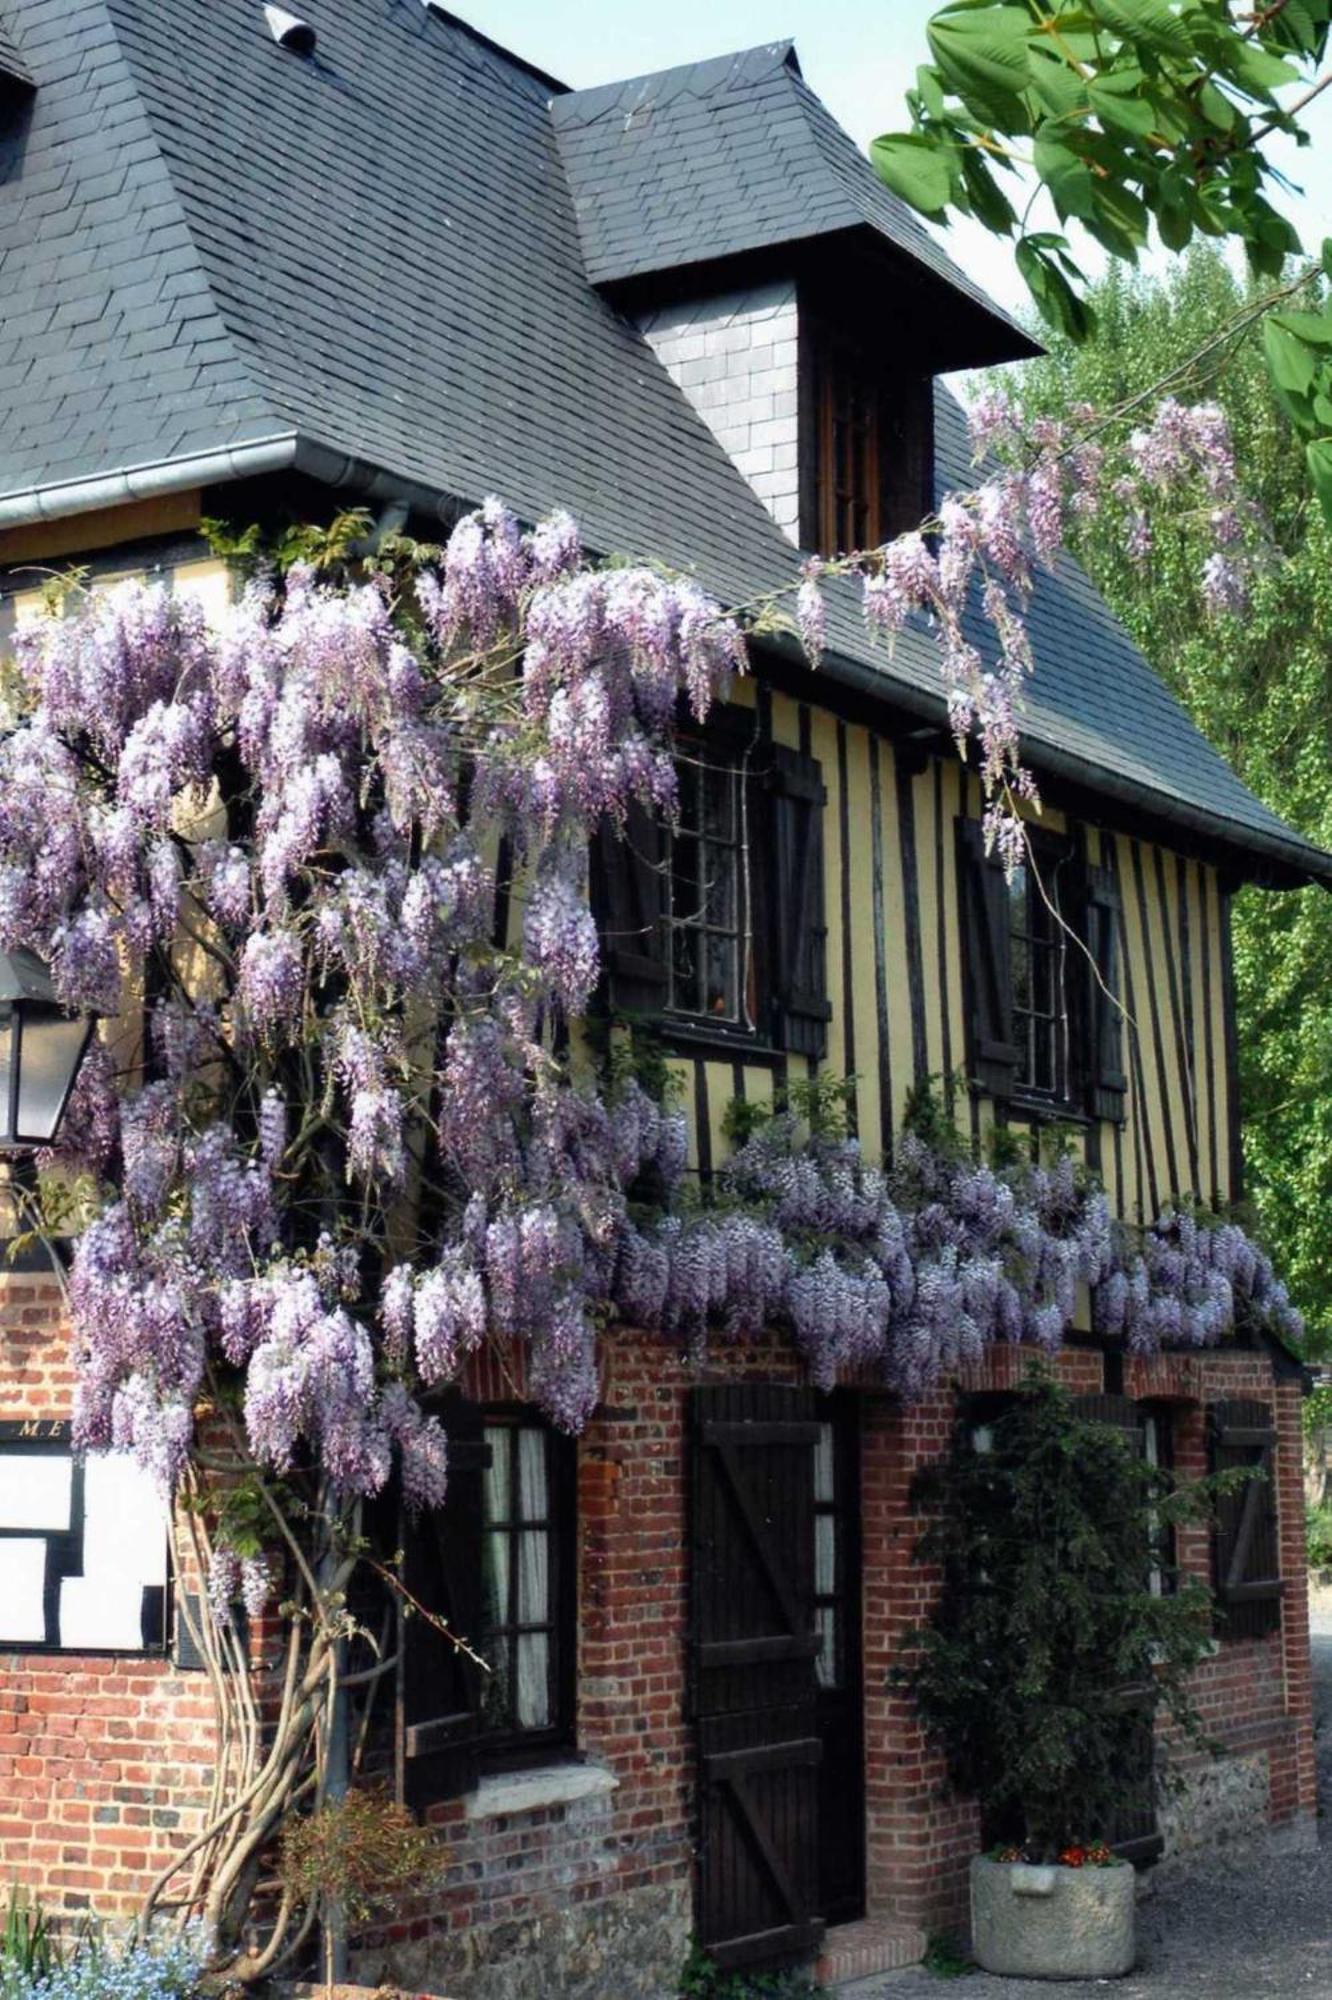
0 1269 218 1923
636 283 800 541
1 1278 1315 1988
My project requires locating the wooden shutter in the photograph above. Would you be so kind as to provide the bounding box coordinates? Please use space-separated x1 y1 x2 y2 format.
768 745 830 1059
1071 1395 1163 1865
398 1403 490 1807
1083 863 1128 1124
591 801 668 1016
1210 1399 1283 1639
691 1384 824 1973
957 817 1020 1101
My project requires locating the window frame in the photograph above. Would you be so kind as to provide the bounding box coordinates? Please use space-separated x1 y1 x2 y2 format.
800 314 934 559
0 1419 170 1658
1006 830 1079 1115
660 708 771 1053
475 1406 578 1768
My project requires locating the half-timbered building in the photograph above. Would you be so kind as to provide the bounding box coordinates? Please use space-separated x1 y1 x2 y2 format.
0 4 1324 1994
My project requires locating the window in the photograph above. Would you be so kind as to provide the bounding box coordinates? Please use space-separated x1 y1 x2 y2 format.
1007 845 1069 1102
593 716 829 1061
804 321 933 558
398 1403 576 1802
1210 1399 1283 1639
666 742 750 1027
958 817 1125 1120
1142 1407 1174 1598
813 1421 839 1689
478 1416 573 1740
0 1423 168 1653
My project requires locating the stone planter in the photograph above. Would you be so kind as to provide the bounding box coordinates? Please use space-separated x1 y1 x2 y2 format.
970 1855 1136 1980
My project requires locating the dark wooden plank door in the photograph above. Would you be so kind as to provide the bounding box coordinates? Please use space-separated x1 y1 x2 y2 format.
813 1395 866 1922
691 1383 825 1973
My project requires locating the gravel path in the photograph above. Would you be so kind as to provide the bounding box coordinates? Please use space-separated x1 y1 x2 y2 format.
844 1614 1332 1998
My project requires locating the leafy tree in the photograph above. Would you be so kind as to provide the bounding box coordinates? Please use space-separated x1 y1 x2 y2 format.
904 1368 1221 1858
1004 244 1332 1350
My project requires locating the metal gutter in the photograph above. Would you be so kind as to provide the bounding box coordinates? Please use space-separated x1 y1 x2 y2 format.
0 435 302 528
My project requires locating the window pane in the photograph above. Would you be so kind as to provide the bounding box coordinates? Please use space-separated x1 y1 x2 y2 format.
704 934 736 1019
517 1429 548 1521
814 1423 834 1506
0 1452 71 1531
702 768 734 842
60 1454 168 1652
0 1015 13 1138
815 1514 836 1598
672 833 700 923
703 848 735 929
1011 932 1030 1012
484 1425 511 1525
1009 863 1028 932
16 1013 87 1143
482 1634 512 1730
515 1633 550 1728
815 1606 837 1690
0 1539 46 1644
517 1530 549 1625
483 1527 510 1636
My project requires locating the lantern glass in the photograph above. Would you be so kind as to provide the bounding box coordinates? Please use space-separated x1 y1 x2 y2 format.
15 1007 90 1144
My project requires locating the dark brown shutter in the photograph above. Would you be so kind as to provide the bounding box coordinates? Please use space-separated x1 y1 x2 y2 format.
1210 1399 1283 1639
957 816 1020 1101
591 801 669 1016
1083 863 1128 1124
691 1384 824 1973
399 1403 490 1807
768 745 830 1059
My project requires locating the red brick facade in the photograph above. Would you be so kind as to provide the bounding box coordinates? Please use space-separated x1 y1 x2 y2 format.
0 1278 1315 1990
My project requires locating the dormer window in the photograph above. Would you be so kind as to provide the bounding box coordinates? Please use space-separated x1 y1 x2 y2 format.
801 316 934 559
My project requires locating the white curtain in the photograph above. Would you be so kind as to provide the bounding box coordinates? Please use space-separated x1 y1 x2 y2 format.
516 1429 550 1727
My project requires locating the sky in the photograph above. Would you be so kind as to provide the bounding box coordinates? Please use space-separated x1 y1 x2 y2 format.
462 0 1332 322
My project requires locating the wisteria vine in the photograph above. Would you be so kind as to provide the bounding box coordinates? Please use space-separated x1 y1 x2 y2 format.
0 465 1297 1557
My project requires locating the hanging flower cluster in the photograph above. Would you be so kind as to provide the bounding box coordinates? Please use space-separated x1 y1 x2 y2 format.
796 387 1267 868
1096 1204 1302 1353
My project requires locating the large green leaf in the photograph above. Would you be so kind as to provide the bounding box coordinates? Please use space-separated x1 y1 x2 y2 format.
1016 235 1096 340
1088 69 1160 137
1026 47 1089 119
961 147 1020 231
1089 0 1195 55
870 131 956 215
1033 129 1098 219
928 8 1035 123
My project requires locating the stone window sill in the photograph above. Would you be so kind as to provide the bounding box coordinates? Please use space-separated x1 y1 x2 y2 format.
464 1761 618 1821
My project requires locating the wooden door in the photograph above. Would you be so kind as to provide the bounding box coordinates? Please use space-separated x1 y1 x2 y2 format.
813 1396 866 1922
691 1384 825 1973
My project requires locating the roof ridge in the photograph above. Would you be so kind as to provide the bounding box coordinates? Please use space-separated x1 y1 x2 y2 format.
550 39 798 129
420 3 569 97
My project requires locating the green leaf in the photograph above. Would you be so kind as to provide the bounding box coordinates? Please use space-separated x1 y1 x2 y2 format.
1156 198 1193 251
928 8 1035 124
1322 235 1332 280
1026 48 1089 119
870 131 956 216
1272 308 1332 347
1089 0 1195 55
1223 38 1300 94
1016 235 1096 340
1306 438 1332 528
1088 69 1160 137
961 147 1019 231
1033 129 1097 219
916 62 949 121
1197 80 1240 132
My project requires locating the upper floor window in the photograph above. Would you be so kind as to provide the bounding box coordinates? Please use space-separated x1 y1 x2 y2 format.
1008 844 1069 1102
957 816 1127 1124
0 1423 168 1654
667 743 749 1026
479 1415 572 1740
803 320 933 559
593 715 829 1063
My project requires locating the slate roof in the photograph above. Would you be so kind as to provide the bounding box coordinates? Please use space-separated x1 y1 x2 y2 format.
551 40 1036 362
0 0 1327 888
0 11 31 89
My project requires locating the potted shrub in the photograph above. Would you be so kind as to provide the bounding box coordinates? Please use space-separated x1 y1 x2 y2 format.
903 1368 1225 1980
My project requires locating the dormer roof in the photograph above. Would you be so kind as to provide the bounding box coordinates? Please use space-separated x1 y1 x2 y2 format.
552 41 1038 367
